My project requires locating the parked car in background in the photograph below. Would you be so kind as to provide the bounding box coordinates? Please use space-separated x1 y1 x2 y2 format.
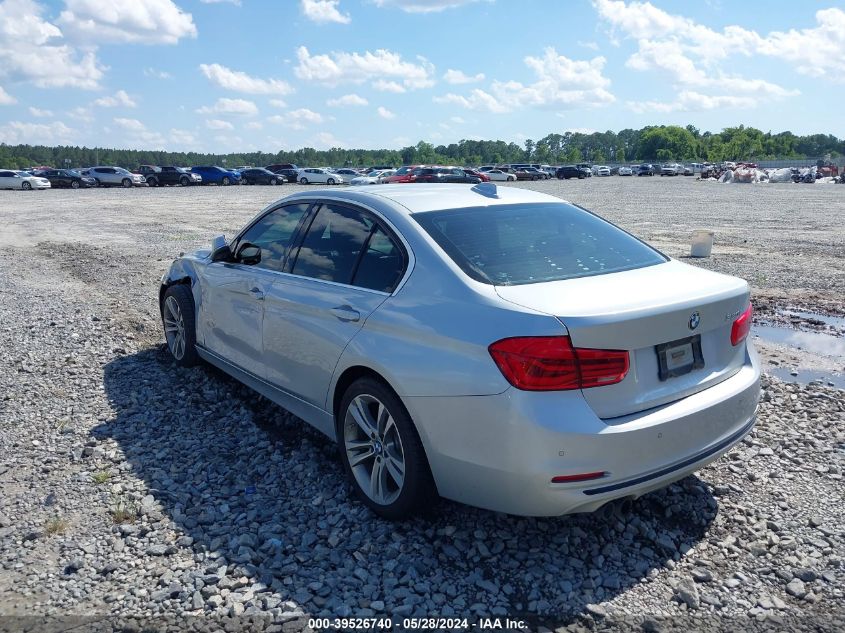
333 168 361 179
266 163 298 173
411 167 482 184
462 168 490 182
660 164 684 176
159 184 760 518
191 165 242 186
637 164 656 176
618 166 633 176
477 166 496 173
350 169 395 185
523 167 550 180
240 168 285 185
484 169 517 182
683 166 694 176
556 165 591 179
384 165 424 184
0 169 51 190
297 168 346 185
39 168 97 189
265 166 299 183
592 165 611 177
138 165 202 187
87 166 146 187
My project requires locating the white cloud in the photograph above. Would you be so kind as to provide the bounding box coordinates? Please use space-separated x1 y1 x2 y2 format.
301 0 350 24
377 106 395 119
371 0 489 13
168 128 196 146
436 47 614 113
196 98 258 115
0 120 75 144
200 0 241 4
68 106 93 122
0 86 15 104
295 46 435 90
28 106 53 116
593 0 840 87
372 79 405 93
205 118 234 130
93 90 136 107
199 63 294 95
627 91 756 113
311 131 345 149
269 98 288 108
327 93 368 106
245 121 263 130
58 0 197 45
0 0 103 89
450 115 465 124
144 67 172 79
113 117 146 132
269 108 325 130
443 69 484 84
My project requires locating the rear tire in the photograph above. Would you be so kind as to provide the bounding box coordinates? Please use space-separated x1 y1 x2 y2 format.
71 180 80 189
161 285 199 367
337 377 436 520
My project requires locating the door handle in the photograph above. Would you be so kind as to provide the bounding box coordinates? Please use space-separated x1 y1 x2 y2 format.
330 306 360 322
249 287 265 300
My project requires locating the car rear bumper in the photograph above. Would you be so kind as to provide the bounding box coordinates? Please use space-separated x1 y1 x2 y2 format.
404 345 760 516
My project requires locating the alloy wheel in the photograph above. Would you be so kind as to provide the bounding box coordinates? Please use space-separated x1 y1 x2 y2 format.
344 394 405 505
163 295 186 360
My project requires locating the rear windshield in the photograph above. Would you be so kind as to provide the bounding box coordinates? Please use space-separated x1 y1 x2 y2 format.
414 203 667 286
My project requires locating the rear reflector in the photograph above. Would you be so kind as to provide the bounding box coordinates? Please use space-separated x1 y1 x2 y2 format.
551 471 606 484
488 336 629 391
731 303 753 346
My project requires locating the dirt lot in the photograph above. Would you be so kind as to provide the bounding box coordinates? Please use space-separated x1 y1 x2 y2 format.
0 178 843 632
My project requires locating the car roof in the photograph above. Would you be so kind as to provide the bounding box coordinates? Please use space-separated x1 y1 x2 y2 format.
283 183 569 215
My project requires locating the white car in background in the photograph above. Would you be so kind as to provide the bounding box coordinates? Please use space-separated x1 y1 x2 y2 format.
484 169 517 182
0 169 51 190
350 169 395 185
86 166 146 187
297 168 347 185
618 166 633 176
592 165 611 176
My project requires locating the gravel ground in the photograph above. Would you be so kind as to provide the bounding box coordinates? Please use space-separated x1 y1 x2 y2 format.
0 178 843 632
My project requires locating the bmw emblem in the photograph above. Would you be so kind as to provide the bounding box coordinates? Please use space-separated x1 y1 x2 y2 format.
688 311 701 330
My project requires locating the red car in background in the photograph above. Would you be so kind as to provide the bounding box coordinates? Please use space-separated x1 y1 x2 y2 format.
462 168 490 182
384 165 425 184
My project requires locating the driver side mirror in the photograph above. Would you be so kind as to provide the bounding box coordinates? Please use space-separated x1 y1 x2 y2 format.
236 243 262 266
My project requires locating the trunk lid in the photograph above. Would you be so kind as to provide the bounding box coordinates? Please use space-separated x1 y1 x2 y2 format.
495 260 750 419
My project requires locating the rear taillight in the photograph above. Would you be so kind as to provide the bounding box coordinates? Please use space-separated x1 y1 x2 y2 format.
731 303 752 346
488 336 629 391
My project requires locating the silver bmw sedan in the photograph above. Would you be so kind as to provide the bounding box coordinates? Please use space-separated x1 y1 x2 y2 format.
160 183 760 519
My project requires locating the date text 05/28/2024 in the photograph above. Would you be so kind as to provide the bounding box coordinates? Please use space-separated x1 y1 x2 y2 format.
308 617 528 630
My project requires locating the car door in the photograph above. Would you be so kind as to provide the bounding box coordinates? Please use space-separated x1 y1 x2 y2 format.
262 202 407 409
0 171 17 188
198 201 312 377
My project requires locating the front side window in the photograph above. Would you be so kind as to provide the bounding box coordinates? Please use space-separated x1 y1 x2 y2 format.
237 203 310 271
414 203 667 286
291 204 373 284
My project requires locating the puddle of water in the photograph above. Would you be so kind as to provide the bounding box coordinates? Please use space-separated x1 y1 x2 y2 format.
779 309 845 330
752 326 845 358
766 366 845 390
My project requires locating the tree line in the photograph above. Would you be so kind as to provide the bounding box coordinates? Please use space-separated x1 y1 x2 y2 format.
1 125 842 170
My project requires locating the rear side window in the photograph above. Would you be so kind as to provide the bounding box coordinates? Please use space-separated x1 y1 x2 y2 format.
414 203 667 286
291 204 372 283
238 203 310 271
352 226 404 292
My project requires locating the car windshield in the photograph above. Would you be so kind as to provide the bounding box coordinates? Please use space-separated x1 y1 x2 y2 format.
414 203 667 286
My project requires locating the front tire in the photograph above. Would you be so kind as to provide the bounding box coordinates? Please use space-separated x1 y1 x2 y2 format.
147 177 158 187
22 181 32 190
161 285 199 367
327 178 336 185
338 378 435 520
222 176 231 186
299 177 308 184
270 178 278 185
180 176 190 186
122 178 132 188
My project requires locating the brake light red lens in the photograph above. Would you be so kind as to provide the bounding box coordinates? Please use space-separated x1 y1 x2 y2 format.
551 471 606 484
731 303 752 346
488 336 629 391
